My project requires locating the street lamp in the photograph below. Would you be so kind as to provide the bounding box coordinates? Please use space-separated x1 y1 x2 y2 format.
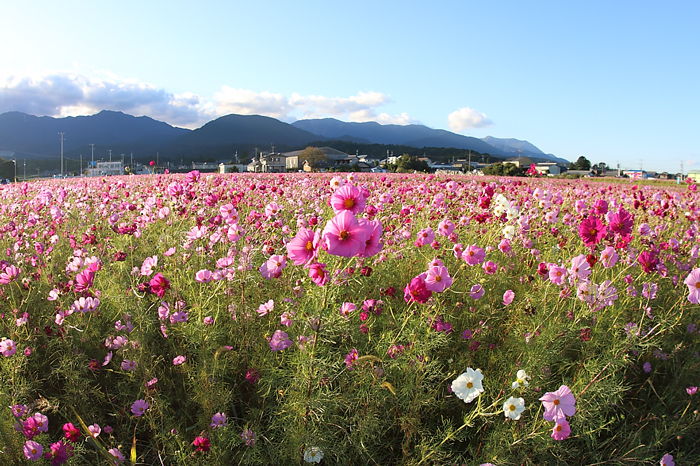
12 159 16 183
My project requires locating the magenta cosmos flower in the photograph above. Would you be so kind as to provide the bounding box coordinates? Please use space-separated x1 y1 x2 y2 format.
539 385 576 422
357 219 383 258
609 207 634 238
683 268 700 304
149 273 170 298
330 184 366 215
269 330 292 351
286 227 319 265
551 419 571 441
307 262 330 286
578 216 607 247
404 273 432 304
321 211 368 258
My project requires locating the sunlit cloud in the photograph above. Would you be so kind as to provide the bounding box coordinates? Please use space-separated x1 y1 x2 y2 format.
448 107 494 132
0 70 420 128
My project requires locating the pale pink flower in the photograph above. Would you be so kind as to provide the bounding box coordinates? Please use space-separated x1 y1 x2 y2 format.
539 385 576 422
140 256 158 276
424 266 453 293
257 300 274 316
503 290 515 305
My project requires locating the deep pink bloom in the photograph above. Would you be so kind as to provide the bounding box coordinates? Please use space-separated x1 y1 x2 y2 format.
44 440 72 465
404 273 432 304
286 227 319 265
245 368 261 384
322 211 368 258
424 265 453 292
344 348 359 370
687 386 697 395
609 207 634 237
330 184 366 215
173 355 186 365
551 419 571 441
23 417 40 440
415 227 435 247
149 273 170 297
63 422 81 442
482 261 498 275
74 269 94 292
193 436 210 452
307 262 330 286
578 216 607 247
539 385 576 422
638 250 659 274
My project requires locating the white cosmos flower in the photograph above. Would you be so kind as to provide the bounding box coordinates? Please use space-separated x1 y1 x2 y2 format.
503 396 525 420
511 369 530 389
451 368 484 404
503 225 515 240
304 446 324 463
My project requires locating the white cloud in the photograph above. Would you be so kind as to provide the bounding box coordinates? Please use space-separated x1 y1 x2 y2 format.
448 107 494 132
0 70 419 128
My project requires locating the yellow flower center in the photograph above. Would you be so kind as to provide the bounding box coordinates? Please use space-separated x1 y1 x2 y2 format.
339 230 349 240
466 382 473 389
509 404 516 411
305 241 314 251
344 198 355 209
435 276 441 282
555 425 562 432
553 399 560 406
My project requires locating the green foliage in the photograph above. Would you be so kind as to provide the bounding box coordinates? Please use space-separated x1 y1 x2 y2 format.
570 156 592 171
482 162 524 176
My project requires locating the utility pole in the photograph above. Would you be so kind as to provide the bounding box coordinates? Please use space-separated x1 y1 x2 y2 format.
90 144 95 177
23 160 25 180
80 154 82 177
156 152 159 167
59 133 65 178
130 152 133 172
108 150 112 163
468 150 472 174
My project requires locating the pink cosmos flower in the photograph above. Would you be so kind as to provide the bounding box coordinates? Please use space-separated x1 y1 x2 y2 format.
424 265 453 293
108 448 125 464
638 250 659 274
1 338 17 357
539 385 576 422
482 261 498 275
345 348 359 370
195 269 213 283
321 211 368 258
173 355 186 365
404 273 432 304
131 399 149 417
259 255 286 279
600 246 618 268
193 436 210 452
660 453 675 466
549 265 567 285
470 284 485 300
578 216 607 247
257 300 274 316
33 413 49 432
415 227 435 247
269 330 292 351
340 302 356 318
683 268 700 304
437 219 455 237
551 419 571 441
503 290 515 305
286 227 319 265
569 255 592 281
687 386 697 395
74 269 95 292
140 256 157 276
307 262 330 286
88 423 101 438
330 184 366 215
24 440 43 460
0 264 20 284
357 219 383 258
210 412 227 429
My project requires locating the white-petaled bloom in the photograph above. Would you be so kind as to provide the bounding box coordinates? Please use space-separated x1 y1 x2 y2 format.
511 370 530 389
451 368 484 404
503 396 525 420
304 446 324 463
502 225 515 240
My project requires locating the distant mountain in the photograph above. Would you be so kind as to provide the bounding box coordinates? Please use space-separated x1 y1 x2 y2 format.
292 118 508 156
481 136 569 165
175 114 321 147
0 111 189 158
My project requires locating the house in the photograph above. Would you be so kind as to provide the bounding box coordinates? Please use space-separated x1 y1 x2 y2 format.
283 147 362 171
534 163 561 175
505 156 534 168
687 171 700 183
624 170 647 180
247 152 287 173
87 161 123 177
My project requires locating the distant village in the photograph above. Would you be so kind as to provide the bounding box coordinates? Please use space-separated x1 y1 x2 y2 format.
1 147 697 183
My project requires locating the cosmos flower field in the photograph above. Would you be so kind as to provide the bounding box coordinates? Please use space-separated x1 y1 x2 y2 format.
0 171 699 465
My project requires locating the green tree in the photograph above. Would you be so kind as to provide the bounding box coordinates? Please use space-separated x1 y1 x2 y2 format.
299 147 327 171
395 154 431 173
482 162 523 176
570 156 591 171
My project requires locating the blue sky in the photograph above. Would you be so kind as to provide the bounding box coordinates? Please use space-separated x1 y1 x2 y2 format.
1 0 698 173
